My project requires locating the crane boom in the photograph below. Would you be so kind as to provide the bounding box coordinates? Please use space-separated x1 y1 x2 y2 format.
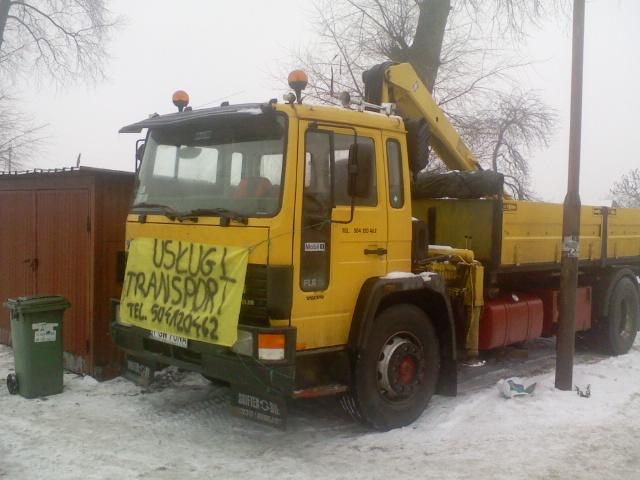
363 62 480 173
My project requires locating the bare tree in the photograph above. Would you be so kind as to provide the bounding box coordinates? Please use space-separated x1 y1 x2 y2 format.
611 169 640 208
290 0 563 198
0 0 118 83
0 93 46 172
456 90 557 199
0 1 118 171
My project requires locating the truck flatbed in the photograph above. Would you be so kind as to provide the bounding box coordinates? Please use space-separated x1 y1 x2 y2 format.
414 198 640 271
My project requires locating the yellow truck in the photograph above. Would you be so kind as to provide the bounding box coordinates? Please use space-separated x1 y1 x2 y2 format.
113 63 640 430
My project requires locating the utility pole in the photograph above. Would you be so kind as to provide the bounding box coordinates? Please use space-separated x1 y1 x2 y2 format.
556 0 585 391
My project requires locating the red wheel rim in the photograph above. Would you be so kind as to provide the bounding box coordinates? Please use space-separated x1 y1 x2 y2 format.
377 333 425 399
398 355 417 385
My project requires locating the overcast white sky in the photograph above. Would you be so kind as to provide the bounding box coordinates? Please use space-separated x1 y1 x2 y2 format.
16 0 640 204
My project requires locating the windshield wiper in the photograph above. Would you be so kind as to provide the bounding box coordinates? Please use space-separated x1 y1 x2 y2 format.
131 202 182 220
176 208 249 226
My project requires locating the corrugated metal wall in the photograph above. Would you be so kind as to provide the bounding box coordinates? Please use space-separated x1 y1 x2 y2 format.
92 173 135 378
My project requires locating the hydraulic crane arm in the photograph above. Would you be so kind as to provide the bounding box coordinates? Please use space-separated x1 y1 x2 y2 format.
363 62 481 173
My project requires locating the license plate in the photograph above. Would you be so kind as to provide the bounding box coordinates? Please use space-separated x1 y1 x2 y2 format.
149 331 188 348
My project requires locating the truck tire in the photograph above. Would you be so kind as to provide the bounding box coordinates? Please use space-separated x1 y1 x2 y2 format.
6 373 18 395
601 276 639 355
345 304 440 431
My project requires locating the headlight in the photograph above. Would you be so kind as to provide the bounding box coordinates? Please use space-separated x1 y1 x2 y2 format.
231 330 254 356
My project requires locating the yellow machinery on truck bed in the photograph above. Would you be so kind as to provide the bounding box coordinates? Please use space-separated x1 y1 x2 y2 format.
112 63 640 431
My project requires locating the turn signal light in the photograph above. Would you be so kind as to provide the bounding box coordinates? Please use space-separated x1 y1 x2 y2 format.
258 333 286 361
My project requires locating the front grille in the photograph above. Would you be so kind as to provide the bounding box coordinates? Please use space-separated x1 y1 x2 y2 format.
240 264 269 326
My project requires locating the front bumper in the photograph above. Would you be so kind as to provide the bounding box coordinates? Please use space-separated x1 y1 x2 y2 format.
111 322 297 395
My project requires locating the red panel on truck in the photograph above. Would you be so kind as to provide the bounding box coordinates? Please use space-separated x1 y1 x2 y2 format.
479 293 544 350
575 287 592 332
536 287 592 336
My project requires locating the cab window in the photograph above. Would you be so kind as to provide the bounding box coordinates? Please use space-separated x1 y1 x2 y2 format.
300 130 332 291
386 139 404 208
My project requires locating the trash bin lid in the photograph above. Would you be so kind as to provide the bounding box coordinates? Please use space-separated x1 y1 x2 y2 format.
4 295 70 313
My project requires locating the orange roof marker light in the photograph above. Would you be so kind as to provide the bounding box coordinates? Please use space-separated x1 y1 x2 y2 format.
172 90 190 112
287 69 308 104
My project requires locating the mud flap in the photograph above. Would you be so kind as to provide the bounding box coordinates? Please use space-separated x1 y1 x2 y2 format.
436 356 458 396
230 386 287 430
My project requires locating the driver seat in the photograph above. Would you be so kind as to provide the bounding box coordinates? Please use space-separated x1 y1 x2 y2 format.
234 176 273 199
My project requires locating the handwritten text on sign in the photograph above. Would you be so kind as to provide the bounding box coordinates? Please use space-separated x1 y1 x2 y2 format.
120 238 249 346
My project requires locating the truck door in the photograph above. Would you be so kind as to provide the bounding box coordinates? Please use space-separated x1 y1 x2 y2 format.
292 123 388 349
383 135 412 273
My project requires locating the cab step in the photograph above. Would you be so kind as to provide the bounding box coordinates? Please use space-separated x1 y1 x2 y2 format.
292 384 349 399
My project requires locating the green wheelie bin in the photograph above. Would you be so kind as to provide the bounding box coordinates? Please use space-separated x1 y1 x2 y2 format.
4 295 70 398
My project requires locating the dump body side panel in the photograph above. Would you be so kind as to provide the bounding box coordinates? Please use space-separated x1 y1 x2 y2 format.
501 201 603 267
412 198 637 270
607 207 640 260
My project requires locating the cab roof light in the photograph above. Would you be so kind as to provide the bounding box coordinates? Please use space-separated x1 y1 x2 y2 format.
172 90 190 112
287 69 308 104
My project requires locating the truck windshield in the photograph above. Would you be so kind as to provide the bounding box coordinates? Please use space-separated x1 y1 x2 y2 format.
133 113 287 218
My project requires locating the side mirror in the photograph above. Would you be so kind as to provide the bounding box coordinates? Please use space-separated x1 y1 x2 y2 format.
135 139 146 172
347 142 373 198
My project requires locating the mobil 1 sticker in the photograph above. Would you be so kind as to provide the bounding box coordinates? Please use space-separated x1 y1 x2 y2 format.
230 387 287 430
32 322 57 343
304 242 326 252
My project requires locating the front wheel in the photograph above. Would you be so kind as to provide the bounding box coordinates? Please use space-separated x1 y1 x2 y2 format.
345 304 440 431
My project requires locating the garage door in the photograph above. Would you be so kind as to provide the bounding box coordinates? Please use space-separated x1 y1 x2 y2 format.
36 190 91 356
0 191 36 344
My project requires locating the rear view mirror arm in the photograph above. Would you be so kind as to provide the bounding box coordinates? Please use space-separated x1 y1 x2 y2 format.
330 197 355 225
135 138 146 173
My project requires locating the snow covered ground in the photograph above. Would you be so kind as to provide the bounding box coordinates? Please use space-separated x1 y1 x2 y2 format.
1 339 639 480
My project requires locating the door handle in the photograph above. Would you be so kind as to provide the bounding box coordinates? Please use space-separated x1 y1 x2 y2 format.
23 258 39 271
364 248 387 256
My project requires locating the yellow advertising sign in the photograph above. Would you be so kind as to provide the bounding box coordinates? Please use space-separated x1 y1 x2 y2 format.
120 238 249 347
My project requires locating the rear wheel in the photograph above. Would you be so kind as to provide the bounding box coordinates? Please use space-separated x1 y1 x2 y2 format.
344 304 440 431
601 276 639 355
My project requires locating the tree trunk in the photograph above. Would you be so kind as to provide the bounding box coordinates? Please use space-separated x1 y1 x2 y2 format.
408 0 451 93
491 128 506 172
0 0 11 52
